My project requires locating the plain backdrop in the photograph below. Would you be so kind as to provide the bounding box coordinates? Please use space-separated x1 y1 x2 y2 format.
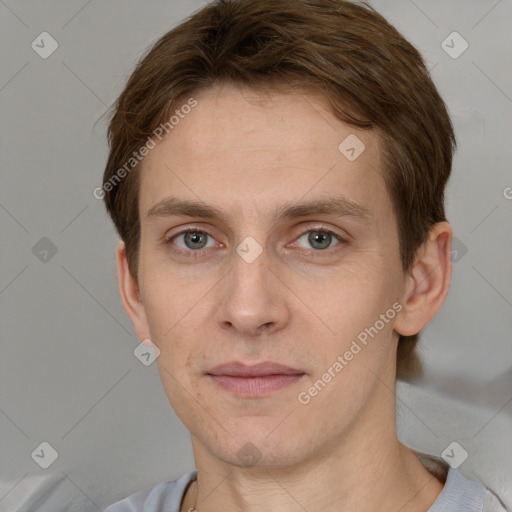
1 1 511 511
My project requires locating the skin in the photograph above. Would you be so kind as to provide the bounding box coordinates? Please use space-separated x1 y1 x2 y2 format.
117 82 453 511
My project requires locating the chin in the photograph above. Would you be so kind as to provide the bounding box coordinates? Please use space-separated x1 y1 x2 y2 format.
196 425 309 469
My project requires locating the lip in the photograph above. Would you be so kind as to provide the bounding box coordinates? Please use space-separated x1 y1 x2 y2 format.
207 361 304 377
206 361 306 397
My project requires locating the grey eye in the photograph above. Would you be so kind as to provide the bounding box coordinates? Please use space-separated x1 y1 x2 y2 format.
297 231 340 251
174 231 214 251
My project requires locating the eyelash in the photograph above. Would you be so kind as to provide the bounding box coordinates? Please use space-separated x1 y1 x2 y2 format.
162 226 347 258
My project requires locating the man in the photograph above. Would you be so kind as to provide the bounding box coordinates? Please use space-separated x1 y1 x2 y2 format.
101 0 507 510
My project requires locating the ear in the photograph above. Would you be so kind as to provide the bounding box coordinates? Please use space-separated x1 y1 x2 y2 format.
116 240 151 342
394 221 453 336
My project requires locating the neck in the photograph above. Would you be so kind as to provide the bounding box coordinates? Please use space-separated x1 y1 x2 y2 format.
182 411 443 512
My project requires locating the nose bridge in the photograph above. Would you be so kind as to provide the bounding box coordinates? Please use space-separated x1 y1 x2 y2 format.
216 236 288 335
229 236 273 302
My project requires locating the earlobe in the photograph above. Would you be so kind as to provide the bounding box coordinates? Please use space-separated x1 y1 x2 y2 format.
394 222 453 337
116 240 151 342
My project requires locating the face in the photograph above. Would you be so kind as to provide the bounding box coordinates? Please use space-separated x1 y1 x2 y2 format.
129 82 409 468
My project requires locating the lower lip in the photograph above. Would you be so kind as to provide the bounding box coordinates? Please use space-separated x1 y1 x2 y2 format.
208 374 305 396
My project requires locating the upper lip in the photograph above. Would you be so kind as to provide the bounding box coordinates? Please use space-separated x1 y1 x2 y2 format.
207 361 305 377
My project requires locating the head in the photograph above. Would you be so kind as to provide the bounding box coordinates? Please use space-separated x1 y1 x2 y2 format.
102 0 454 468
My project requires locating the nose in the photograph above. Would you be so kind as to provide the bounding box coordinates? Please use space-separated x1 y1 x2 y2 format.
215 246 291 338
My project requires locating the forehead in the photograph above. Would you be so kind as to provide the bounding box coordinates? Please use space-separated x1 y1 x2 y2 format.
138 83 390 229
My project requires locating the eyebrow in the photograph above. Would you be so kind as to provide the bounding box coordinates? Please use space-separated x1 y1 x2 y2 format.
146 195 372 226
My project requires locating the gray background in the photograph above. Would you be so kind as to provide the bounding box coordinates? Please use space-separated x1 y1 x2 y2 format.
1 0 511 510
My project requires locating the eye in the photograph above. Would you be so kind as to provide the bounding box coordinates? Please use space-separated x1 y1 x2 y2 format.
295 229 344 251
165 229 218 254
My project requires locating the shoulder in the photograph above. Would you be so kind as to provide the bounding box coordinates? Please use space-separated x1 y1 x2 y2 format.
483 488 511 512
412 449 509 512
429 468 509 512
103 471 197 512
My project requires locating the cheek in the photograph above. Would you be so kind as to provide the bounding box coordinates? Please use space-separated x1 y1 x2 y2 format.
141 280 215 382
313 264 387 326
140 264 198 334
304 264 399 368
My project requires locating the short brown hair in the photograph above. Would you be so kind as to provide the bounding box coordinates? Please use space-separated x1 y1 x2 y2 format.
101 0 456 380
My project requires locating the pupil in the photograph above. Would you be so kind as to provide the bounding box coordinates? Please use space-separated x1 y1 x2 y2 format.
186 232 206 249
309 231 330 250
